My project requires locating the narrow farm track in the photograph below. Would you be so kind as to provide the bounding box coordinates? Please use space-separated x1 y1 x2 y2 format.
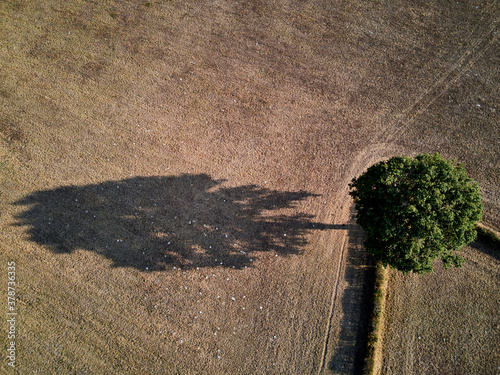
318 228 350 373
317 145 397 374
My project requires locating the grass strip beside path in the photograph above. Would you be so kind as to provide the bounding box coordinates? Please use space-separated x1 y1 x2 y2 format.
363 262 388 375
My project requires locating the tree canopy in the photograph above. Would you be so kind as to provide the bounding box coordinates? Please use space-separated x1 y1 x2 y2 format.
349 153 483 274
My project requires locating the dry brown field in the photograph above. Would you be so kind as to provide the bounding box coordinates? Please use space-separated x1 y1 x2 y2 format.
0 0 498 374
381 241 500 375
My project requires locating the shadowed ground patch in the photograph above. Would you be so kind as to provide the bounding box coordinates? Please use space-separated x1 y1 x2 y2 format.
14 173 336 271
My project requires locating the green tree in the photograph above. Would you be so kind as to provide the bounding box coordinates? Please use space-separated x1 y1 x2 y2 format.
349 153 483 274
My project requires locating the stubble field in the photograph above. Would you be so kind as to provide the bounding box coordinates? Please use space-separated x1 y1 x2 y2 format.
0 0 498 374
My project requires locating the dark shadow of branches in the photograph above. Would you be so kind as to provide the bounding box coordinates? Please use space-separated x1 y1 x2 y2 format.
14 174 337 271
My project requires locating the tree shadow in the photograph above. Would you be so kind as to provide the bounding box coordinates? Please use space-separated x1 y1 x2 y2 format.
472 233 500 261
13 174 338 271
328 214 375 374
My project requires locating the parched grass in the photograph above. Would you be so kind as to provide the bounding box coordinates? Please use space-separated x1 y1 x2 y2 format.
374 222 500 374
363 262 387 375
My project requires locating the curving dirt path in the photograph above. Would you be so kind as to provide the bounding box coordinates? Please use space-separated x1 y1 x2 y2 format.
317 144 398 374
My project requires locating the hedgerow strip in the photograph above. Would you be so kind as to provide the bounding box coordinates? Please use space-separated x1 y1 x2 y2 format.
363 262 388 375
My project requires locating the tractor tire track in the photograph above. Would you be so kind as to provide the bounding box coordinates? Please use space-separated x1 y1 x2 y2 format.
380 16 500 144
318 229 350 373
318 145 396 374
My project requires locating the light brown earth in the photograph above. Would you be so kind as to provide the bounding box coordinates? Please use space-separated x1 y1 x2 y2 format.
381 241 500 375
0 0 498 374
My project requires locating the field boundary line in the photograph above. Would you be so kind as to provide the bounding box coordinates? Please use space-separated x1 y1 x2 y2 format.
363 262 388 375
361 223 499 375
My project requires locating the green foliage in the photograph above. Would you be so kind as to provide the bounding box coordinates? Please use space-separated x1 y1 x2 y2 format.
349 153 483 274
